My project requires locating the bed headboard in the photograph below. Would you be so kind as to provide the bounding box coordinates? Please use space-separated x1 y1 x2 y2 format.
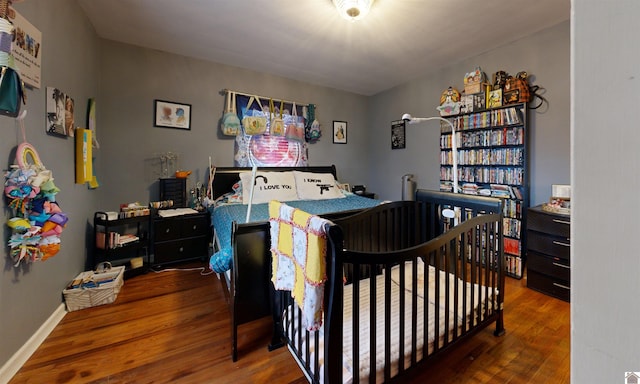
211 165 338 200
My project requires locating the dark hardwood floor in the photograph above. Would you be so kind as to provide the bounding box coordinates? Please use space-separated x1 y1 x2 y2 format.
9 261 569 383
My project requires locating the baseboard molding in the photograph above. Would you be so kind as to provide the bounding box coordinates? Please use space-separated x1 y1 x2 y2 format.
0 303 66 384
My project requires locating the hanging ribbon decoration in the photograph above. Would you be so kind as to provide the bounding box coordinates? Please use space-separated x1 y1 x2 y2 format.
4 110 68 266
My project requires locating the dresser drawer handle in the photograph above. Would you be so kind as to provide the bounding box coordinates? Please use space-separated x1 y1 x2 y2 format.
552 219 571 225
192 225 197 230
552 282 570 290
165 228 171 234
553 240 570 247
179 246 184 253
552 262 570 269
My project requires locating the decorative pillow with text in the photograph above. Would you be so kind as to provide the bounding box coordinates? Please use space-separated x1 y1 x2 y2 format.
239 171 299 204
293 171 345 200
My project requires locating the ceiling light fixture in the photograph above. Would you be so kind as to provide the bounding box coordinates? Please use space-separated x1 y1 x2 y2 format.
333 0 374 21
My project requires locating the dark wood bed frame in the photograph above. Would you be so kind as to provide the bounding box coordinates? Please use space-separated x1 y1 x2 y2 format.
278 190 506 383
211 165 372 362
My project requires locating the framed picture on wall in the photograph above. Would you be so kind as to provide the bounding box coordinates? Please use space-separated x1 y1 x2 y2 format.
391 120 405 149
154 100 191 130
333 120 347 144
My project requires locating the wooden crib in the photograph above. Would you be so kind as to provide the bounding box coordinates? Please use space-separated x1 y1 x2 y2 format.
277 190 505 383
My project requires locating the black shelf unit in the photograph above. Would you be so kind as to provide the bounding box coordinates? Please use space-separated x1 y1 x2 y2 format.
93 212 151 278
159 177 187 208
439 102 529 278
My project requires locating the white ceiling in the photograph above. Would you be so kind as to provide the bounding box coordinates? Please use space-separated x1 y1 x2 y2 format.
77 0 570 96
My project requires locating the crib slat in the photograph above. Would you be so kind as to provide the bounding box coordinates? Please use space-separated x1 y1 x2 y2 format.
353 265 360 383
443 236 451 348
369 268 376 384
483 223 490 322
462 231 469 335
398 259 405 374
313 330 319 383
411 258 418 366
384 265 392 381
452 231 460 341
470 235 478 328
433 245 441 353
423 253 430 358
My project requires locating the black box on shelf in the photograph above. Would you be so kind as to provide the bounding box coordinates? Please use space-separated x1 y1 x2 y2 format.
159 178 187 208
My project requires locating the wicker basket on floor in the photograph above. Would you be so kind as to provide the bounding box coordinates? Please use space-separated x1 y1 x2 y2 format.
63 266 125 312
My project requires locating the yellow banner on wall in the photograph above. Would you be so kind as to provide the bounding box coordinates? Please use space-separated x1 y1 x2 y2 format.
75 128 92 184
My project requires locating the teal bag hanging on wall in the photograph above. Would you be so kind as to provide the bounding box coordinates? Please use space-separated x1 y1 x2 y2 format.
0 65 25 118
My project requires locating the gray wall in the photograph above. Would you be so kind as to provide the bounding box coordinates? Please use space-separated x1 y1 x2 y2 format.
96 41 371 209
572 0 640 382
0 0 100 367
367 21 571 205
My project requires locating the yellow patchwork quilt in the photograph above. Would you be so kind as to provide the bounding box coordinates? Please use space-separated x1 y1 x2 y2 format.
269 200 331 331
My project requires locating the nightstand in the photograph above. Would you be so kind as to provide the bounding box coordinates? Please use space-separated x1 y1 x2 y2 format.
152 211 210 266
526 205 570 301
356 192 376 199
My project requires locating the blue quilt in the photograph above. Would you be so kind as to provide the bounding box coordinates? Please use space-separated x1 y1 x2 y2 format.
209 195 382 273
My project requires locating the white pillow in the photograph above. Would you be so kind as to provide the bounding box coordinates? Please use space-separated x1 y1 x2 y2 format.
293 171 345 200
239 171 299 204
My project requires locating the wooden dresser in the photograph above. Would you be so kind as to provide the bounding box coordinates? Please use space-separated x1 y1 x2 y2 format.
526 205 571 302
153 212 210 266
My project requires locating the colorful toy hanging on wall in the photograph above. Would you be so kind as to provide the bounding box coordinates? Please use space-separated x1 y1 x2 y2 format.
4 111 68 266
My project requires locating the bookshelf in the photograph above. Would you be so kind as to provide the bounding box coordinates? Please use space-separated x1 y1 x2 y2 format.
439 102 529 278
93 212 151 278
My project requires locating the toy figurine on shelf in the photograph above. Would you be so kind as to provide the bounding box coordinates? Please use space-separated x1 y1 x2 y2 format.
463 67 487 93
189 182 206 212
437 86 461 116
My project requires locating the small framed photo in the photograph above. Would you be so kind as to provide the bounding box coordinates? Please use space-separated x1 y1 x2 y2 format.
46 86 67 138
333 120 347 144
338 183 350 191
391 120 405 149
154 100 191 130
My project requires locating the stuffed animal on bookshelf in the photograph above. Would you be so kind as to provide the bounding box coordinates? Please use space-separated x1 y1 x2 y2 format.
493 70 508 90
437 86 461 116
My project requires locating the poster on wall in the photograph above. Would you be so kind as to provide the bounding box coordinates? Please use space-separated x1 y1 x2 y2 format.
391 120 405 149
8 6 42 89
234 134 308 167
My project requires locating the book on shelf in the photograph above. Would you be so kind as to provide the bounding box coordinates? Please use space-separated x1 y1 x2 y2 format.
504 237 521 256
96 231 107 249
95 231 139 249
462 183 479 195
505 255 522 277
489 184 512 199
117 234 139 245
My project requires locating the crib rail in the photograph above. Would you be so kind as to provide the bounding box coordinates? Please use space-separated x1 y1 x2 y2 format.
335 200 428 252
333 201 428 284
